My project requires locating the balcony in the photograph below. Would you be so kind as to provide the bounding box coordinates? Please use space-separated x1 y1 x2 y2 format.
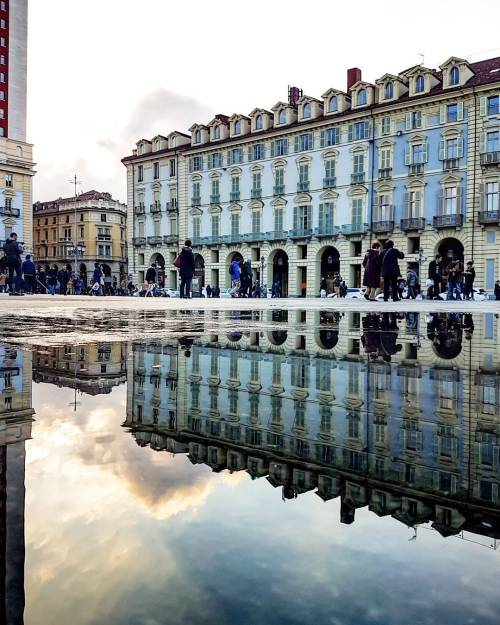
150 203 162 214
163 235 179 245
288 228 313 239
443 158 460 170
433 214 463 228
372 220 395 233
210 194 221 205
315 225 340 237
132 237 146 246
400 217 426 231
0 206 20 217
273 184 285 195
147 236 163 245
351 172 365 184
266 230 288 241
297 181 310 192
191 195 201 207
378 168 392 180
243 232 267 243
97 234 112 241
230 191 241 202
166 201 178 212
251 188 262 199
323 176 336 189
479 210 500 224
341 223 368 235
409 163 424 175
192 235 221 246
481 151 500 166
134 205 145 215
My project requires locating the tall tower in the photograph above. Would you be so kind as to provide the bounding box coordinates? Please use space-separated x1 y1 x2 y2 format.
0 0 34 252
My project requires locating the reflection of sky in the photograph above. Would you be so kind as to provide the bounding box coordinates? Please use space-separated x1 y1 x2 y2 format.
25 382 500 625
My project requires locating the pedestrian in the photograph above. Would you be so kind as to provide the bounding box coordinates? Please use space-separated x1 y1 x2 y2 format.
230 258 241 291
213 285 220 298
22 254 36 294
445 256 463 301
495 281 500 301
145 263 157 296
463 261 475 300
428 254 443 299
112 276 118 295
333 272 342 297
362 242 381 301
397 276 406 300
47 264 58 295
252 280 261 298
38 265 47 293
2 232 23 295
380 240 405 302
406 268 419 299
206 284 212 298
271 281 281 298
178 239 195 299
57 266 69 295
241 259 253 298
92 263 103 295
0 271 6 293
104 272 113 296
67 275 75 295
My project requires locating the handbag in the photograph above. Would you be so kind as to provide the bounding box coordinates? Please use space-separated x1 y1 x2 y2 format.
174 255 181 268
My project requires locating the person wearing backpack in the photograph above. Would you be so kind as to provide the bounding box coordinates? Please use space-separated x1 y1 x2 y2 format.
179 239 195 298
3 233 24 295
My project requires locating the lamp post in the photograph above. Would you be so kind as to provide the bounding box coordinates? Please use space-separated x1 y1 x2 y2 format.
260 255 266 297
68 175 81 276
418 248 424 297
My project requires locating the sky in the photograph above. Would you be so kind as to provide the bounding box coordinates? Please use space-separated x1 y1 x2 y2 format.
28 0 500 203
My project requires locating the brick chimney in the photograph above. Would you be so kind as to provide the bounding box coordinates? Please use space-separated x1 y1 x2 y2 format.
347 67 362 91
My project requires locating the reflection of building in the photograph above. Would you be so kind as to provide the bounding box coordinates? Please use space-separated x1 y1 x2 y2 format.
32 190 127 281
0 342 35 622
0 0 35 251
33 343 127 395
124 56 500 294
124 312 500 544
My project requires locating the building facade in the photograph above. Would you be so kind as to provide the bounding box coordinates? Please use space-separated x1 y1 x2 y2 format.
0 0 35 251
32 190 127 281
124 56 500 295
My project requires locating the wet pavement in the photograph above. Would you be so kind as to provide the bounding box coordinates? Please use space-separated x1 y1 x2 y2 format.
1 305 500 624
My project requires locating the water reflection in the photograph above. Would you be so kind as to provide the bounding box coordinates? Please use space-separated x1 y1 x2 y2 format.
125 311 500 545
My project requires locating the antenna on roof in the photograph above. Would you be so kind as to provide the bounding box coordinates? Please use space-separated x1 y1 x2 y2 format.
417 53 425 66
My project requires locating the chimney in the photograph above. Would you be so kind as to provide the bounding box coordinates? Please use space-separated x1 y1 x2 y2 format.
347 67 362 91
288 85 303 107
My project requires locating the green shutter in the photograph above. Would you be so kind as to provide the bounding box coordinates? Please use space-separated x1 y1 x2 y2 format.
439 105 446 124
307 205 312 229
270 141 275 158
422 141 428 163
318 203 324 229
334 127 340 144
293 206 298 230
308 132 314 149
405 144 411 165
348 124 353 142
479 96 487 116
457 137 464 158
284 138 289 154
439 138 445 160
189 158 193 173
294 136 300 152
479 132 487 154
320 130 325 148
405 113 411 130
457 101 464 121
247 146 253 161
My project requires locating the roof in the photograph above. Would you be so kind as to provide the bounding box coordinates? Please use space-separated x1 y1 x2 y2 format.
33 190 119 207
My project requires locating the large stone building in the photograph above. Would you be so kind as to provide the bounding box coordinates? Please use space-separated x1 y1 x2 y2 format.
0 0 35 251
32 190 127 282
123 55 500 295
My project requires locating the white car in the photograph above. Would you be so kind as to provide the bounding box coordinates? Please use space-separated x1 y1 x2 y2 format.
163 288 180 298
438 288 488 301
327 287 366 299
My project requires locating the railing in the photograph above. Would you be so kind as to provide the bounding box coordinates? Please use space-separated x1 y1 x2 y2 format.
230 191 241 202
400 217 425 230
479 210 500 224
481 151 500 166
433 214 463 228
266 230 288 241
97 234 112 241
150 203 162 214
166 201 178 211
132 237 146 246
297 181 310 192
372 220 395 233
443 158 460 170
288 228 313 239
242 232 267 243
163 235 179 244
191 196 201 206
134 205 145 215
315 225 340 237
147 236 163 245
378 168 392 180
351 172 365 184
0 206 20 217
59 237 73 242
273 184 285 195
210 194 221 205
251 188 262 199
341 223 368 235
409 163 424 175
323 176 336 188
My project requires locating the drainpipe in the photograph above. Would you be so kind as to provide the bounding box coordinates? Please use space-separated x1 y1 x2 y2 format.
131 162 135 282
369 110 376 246
471 88 478 261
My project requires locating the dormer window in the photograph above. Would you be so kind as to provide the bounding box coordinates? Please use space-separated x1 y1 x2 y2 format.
138 144 144 155
450 66 460 86
329 96 338 113
302 102 311 119
384 82 394 100
415 75 425 93
256 114 263 130
278 109 287 125
214 126 220 140
357 89 367 106
234 120 241 135
171 136 176 147
194 129 201 144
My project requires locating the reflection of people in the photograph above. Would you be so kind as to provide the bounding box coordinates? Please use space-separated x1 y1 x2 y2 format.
361 314 381 358
379 313 402 362
495 281 500 301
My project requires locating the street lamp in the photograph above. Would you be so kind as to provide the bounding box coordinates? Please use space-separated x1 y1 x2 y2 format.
418 248 424 294
68 174 82 276
260 255 266 296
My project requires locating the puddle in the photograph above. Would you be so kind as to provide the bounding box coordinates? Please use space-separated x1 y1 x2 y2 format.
1 309 499 624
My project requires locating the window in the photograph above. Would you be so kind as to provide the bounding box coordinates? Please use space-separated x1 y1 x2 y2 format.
415 74 425 93
211 214 220 238
192 181 200 201
318 202 334 231
385 82 394 99
350 121 369 141
445 137 458 159
0 19 5 29
324 158 335 180
193 216 201 239
251 143 263 160
329 96 338 112
0 38 4 47
0 4 4 12
377 194 392 220
485 181 499 211
411 143 425 164
0 91 4 100
5 173 12 187
252 171 262 191
255 114 263 130
231 175 240 195
406 110 422 130
353 153 364 174
0 108 4 119
450 66 460 86
352 198 363 227
278 109 287 125
100 214 107 222
153 162 159 179
137 165 143 182
230 212 240 236
213 125 220 140
234 120 241 135
295 205 312 231
381 116 391 135
487 96 500 116
274 207 284 232
299 133 312 151
211 178 220 200
252 210 261 233
194 129 201 143
447 103 459 122
486 130 500 153
190 156 203 172
321 127 339 146
299 162 309 184
443 186 458 214
302 102 312 119
380 147 391 169
228 148 243 164
357 88 367 106
169 159 176 177
208 152 223 168
275 167 284 191
272 137 288 156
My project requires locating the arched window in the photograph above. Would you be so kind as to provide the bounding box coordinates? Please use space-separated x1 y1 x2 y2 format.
255 114 263 130
303 102 312 119
385 82 394 100
234 120 241 135
171 136 176 147
279 109 287 125
357 89 367 106
415 75 425 93
214 125 220 140
450 66 460 86
329 96 338 113
194 129 201 143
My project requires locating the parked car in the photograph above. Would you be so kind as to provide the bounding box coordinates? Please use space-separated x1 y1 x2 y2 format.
328 287 365 299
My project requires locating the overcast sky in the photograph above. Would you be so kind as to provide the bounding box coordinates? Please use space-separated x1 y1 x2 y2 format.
28 0 500 203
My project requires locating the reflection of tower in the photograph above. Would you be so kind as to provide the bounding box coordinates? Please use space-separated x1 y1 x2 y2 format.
0 344 34 625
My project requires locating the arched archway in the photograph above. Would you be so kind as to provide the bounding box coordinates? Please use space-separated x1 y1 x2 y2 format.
268 330 288 346
319 246 340 295
437 238 464 262
101 263 111 277
272 250 288 297
192 253 205 296
317 329 339 350
150 253 165 287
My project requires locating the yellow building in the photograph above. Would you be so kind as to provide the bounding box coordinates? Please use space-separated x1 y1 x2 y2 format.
32 190 127 282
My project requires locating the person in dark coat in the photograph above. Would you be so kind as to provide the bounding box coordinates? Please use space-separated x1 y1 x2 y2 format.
57 267 69 295
495 281 500 301
428 254 443 299
463 261 476 300
380 240 404 302
3 233 23 294
362 242 381 300
37 265 47 293
47 265 58 295
179 239 195 298
22 254 36 294
205 284 212 298
145 264 156 285
445 256 463 301
213 286 220 298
